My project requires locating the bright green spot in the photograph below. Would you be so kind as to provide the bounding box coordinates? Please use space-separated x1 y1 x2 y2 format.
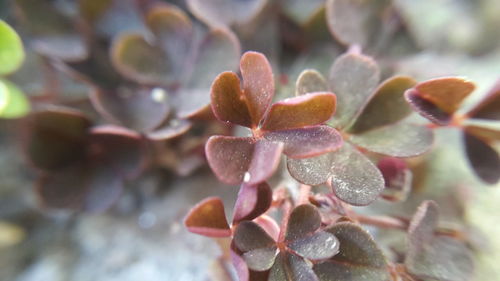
0 79 30 118
0 20 25 75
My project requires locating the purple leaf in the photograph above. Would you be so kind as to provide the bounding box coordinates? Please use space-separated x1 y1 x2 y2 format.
23 108 92 171
260 93 337 131
328 52 380 129
269 252 319 281
377 157 412 202
264 126 343 159
288 231 339 260
463 132 500 184
285 205 322 242
349 75 416 133
287 152 333 186
184 197 231 237
247 140 284 185
234 221 278 271
90 86 170 132
467 79 500 120
233 182 273 224
349 123 434 157
240 51 275 126
146 119 192 141
231 250 250 281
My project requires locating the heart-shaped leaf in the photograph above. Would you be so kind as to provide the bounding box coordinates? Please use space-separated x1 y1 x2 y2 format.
285 204 322 241
288 144 385 205
348 76 416 134
261 93 336 131
111 33 172 85
269 252 319 281
186 0 267 27
405 201 474 281
0 20 25 75
349 123 434 157
0 79 29 118
264 126 343 159
240 51 275 126
210 71 252 127
377 157 412 202
463 132 500 184
233 182 273 224
23 108 92 171
405 77 475 125
314 222 389 281
184 197 231 237
328 52 380 129
90 86 170 132
246 140 284 185
234 221 277 271
295 69 329 96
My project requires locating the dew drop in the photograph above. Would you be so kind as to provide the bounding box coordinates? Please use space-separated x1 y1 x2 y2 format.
243 172 251 183
151 87 167 103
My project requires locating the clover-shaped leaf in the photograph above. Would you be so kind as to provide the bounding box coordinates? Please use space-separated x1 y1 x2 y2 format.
233 182 273 224
314 222 390 281
288 143 384 206
463 132 500 184
184 197 232 237
405 201 474 281
207 52 341 185
404 77 476 125
234 205 339 279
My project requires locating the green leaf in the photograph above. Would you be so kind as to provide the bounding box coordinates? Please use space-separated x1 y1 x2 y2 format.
0 20 25 75
0 79 29 118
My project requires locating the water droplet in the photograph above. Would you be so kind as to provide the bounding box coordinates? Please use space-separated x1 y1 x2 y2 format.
243 172 251 182
151 88 167 103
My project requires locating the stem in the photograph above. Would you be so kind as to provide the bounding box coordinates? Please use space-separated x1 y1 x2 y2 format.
297 184 311 205
355 214 409 230
278 200 292 243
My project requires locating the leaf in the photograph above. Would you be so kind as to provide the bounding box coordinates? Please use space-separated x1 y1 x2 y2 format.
289 143 384 205
205 136 256 185
264 126 343 159
260 93 337 131
240 51 275 126
90 86 170 132
288 231 340 260
231 250 250 281
146 4 193 72
463 132 500 184
326 0 389 48
23 108 92 171
285 204 322 242
246 140 284 185
405 77 476 125
233 182 273 224
328 52 380 129
210 71 252 127
0 79 29 118
110 33 172 85
405 201 474 281
80 162 124 213
269 252 319 281
146 119 192 141
88 125 147 179
467 79 500 121
348 76 416 133
15 0 87 61
314 222 389 281
177 28 241 118
377 157 412 202
0 20 25 75
234 221 277 271
295 69 329 96
464 124 500 141
328 144 385 206
283 0 325 25
349 123 434 157
186 0 267 27
184 197 231 237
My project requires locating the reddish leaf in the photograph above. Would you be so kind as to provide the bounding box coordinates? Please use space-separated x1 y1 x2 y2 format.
285 205 322 241
269 252 319 281
240 51 275 126
184 197 231 237
231 250 250 281
23 108 92 171
146 119 192 141
405 77 475 125
210 71 252 127
254 215 280 242
463 132 500 184
288 231 339 260
349 123 434 157
233 182 273 224
349 76 416 133
378 157 412 202
110 33 171 85
145 4 193 73
90 86 170 132
205 136 256 185
265 126 343 159
328 52 380 129
468 79 500 120
246 140 284 185
260 93 336 131
315 222 389 281
234 221 277 271
295 69 329 96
